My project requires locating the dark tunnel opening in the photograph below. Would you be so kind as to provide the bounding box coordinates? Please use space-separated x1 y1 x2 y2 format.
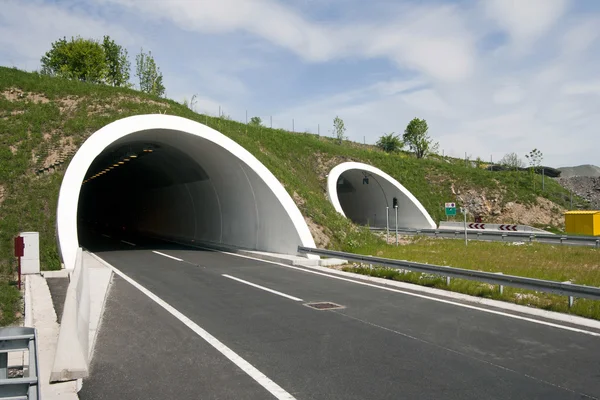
77 140 210 251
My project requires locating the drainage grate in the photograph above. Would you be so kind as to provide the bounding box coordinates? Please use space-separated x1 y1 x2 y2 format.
304 302 345 310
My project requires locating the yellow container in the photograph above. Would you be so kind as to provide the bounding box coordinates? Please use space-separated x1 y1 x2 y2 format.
564 211 600 236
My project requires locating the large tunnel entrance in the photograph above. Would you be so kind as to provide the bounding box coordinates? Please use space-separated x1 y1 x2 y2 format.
327 162 436 230
57 115 315 270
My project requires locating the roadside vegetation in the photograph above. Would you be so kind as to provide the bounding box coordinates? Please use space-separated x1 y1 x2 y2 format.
345 236 600 320
0 64 594 324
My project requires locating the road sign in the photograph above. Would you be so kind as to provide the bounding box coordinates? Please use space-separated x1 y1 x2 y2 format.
444 202 456 216
499 224 517 231
468 223 486 229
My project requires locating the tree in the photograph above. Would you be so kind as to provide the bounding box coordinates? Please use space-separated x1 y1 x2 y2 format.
525 148 543 168
376 132 403 153
525 148 544 190
249 116 262 127
499 152 525 169
40 36 107 83
333 116 346 144
102 36 131 87
135 48 165 97
403 117 437 159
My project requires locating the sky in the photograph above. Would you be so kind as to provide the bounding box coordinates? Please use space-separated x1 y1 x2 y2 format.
1 0 599 168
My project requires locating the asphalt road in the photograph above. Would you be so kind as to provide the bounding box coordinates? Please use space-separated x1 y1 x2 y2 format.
79 231 600 400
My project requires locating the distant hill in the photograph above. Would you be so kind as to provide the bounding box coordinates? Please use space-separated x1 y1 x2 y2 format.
557 165 600 178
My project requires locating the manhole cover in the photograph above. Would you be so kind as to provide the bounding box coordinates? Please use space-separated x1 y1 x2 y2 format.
304 302 345 310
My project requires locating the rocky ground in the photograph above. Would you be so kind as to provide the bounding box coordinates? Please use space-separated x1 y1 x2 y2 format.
554 176 600 209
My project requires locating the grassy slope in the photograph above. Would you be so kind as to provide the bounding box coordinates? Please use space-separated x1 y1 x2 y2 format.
0 66 590 323
350 237 599 319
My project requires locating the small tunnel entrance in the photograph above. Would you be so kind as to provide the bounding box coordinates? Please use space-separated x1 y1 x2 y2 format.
57 115 315 270
327 162 436 230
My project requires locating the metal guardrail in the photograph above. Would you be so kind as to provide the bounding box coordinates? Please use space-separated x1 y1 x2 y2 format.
297 246 600 306
369 227 600 247
0 327 40 400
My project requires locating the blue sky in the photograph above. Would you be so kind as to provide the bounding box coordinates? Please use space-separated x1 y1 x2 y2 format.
2 0 600 167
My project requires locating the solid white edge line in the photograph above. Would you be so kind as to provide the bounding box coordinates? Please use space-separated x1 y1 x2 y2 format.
222 274 303 302
121 240 136 246
152 251 183 262
88 252 297 400
102 234 111 238
189 246 600 338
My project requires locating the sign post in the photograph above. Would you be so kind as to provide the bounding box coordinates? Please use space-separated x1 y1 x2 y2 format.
14 236 24 290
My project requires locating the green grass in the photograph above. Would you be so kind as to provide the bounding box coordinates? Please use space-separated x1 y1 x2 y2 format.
344 236 600 320
0 66 593 324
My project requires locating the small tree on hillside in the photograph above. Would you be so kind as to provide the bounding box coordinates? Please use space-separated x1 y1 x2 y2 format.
249 116 262 127
403 117 437 158
333 116 346 144
376 133 403 153
525 148 544 190
499 152 525 169
102 35 131 87
40 36 107 83
135 48 165 97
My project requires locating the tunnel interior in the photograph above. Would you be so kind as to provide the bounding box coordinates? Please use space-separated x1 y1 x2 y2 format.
74 127 309 255
333 167 436 229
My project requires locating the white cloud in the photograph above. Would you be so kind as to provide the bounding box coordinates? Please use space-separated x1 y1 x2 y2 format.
483 0 570 49
0 0 138 71
92 0 477 82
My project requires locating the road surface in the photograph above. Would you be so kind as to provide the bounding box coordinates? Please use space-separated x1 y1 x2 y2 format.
79 231 600 400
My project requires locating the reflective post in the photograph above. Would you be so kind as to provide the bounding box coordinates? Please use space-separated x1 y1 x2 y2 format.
463 207 468 246
386 206 389 243
395 205 398 246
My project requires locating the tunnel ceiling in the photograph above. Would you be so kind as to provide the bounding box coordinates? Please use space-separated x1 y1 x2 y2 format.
83 141 209 190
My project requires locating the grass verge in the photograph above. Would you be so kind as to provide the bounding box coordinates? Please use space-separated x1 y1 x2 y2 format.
343 237 600 320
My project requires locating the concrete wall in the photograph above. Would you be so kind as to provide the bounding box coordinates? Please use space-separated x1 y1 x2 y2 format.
327 162 436 229
57 115 316 270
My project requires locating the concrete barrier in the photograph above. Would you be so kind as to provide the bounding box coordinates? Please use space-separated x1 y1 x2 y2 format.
50 247 89 382
438 221 552 234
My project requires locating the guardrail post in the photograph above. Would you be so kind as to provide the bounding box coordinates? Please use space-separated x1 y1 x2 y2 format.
596 240 599 249
477 232 482 241
502 234 507 241
564 281 574 308
495 272 504 295
529 235 534 243
560 237 564 245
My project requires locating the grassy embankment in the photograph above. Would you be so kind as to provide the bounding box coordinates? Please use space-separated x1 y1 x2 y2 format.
347 237 600 320
0 66 593 324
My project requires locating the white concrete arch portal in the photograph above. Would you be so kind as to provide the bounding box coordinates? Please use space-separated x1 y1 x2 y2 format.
327 162 436 230
57 114 316 270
